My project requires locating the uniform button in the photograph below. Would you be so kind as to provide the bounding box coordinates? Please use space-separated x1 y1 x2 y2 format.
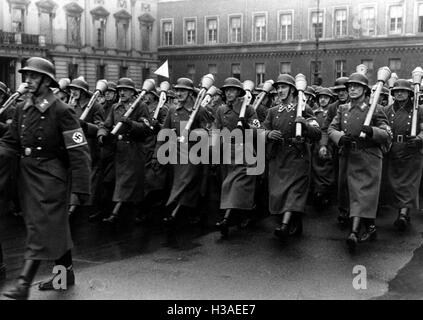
21 125 25 128
392 114 394 117
407 122 410 125
37 137 42 141
36 147 42 150
344 121 347 123
345 114 348 116
41 116 45 120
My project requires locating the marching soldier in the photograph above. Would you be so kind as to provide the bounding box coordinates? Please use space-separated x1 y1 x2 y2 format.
157 78 213 227
328 72 391 252
88 82 119 221
381 79 423 231
98 78 154 224
311 88 336 209
213 78 260 238
324 77 350 224
1 57 91 299
263 74 321 240
305 86 318 111
135 88 169 224
68 77 105 215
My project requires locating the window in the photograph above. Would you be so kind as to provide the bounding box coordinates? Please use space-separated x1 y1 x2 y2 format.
187 64 195 81
279 13 292 41
162 21 173 46
389 58 401 74
229 16 241 43
310 61 322 85
280 62 291 75
335 60 347 78
185 20 196 45
94 18 106 48
335 9 347 37
12 8 25 33
119 65 128 78
97 65 106 80
389 5 403 34
256 63 265 85
207 18 218 44
117 20 129 49
361 7 376 36
361 59 374 82
419 4 423 33
39 12 53 44
254 15 266 42
67 15 81 46
208 64 217 78
231 63 241 80
68 63 79 80
310 10 323 39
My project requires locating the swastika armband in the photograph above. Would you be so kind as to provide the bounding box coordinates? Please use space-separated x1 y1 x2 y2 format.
62 128 88 149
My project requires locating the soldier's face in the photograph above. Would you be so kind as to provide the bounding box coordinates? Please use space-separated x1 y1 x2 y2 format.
393 90 410 102
144 92 156 104
175 89 190 103
70 88 81 100
24 71 49 94
57 91 68 103
276 84 291 100
105 90 116 101
336 89 348 102
319 95 331 107
119 88 135 102
225 88 240 103
348 84 365 100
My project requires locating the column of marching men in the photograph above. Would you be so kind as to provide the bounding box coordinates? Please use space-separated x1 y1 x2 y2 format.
1 57 423 299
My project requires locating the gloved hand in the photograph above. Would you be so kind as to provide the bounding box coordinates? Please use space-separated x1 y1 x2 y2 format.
151 119 161 133
338 135 353 147
79 119 88 132
267 130 283 141
72 193 90 206
238 117 250 130
406 136 423 149
98 135 105 146
361 125 373 137
120 116 133 131
151 157 161 171
319 145 331 160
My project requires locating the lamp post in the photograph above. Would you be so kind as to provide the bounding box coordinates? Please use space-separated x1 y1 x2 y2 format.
314 0 321 85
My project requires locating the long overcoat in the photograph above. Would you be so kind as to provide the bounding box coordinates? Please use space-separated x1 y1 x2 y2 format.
0 90 91 260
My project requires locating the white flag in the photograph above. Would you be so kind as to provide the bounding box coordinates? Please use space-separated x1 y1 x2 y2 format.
154 60 169 78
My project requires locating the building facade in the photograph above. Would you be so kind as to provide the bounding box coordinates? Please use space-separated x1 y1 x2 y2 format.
0 0 160 91
157 0 423 87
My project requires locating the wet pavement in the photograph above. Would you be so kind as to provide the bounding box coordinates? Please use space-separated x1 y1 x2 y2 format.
0 204 422 300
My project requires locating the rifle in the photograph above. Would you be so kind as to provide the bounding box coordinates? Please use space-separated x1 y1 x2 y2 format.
0 83 28 115
359 67 391 139
111 79 156 135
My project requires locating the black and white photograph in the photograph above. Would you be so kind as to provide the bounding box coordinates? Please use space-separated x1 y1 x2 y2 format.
0 0 422 306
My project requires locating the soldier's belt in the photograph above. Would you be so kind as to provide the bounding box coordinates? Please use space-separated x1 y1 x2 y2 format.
21 147 57 159
394 135 406 143
345 139 378 150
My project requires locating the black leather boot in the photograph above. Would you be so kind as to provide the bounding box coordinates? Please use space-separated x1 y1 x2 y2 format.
38 268 75 291
216 209 231 238
346 232 359 252
394 208 410 231
337 208 349 226
360 222 377 242
3 260 40 300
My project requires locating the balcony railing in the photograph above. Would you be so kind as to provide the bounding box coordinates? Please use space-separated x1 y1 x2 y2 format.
0 30 47 46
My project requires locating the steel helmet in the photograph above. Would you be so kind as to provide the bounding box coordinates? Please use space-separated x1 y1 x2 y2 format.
69 77 89 93
273 74 297 94
305 86 317 98
19 57 59 87
173 78 195 91
390 79 413 96
332 77 349 91
106 81 117 92
317 87 334 98
221 77 246 97
346 73 369 88
116 78 137 92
